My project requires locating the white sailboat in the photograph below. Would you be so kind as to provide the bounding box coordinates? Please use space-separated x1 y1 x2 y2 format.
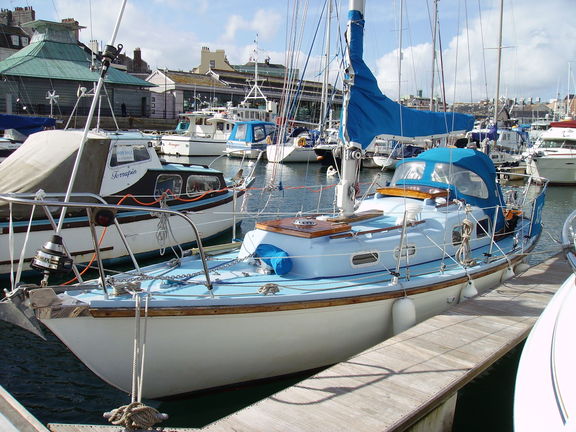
466 0 526 164
0 0 547 401
267 0 334 164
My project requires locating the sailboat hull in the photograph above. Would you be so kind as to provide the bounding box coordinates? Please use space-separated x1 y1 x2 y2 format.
40 264 510 399
266 144 318 163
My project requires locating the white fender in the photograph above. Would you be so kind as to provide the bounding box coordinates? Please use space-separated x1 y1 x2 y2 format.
514 262 530 275
501 266 515 282
459 279 478 302
392 297 416 335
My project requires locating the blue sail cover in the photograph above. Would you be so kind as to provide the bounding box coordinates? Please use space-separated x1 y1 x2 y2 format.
342 9 475 149
0 114 56 136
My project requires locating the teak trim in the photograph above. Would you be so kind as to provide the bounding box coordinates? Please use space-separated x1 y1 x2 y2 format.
86 256 524 318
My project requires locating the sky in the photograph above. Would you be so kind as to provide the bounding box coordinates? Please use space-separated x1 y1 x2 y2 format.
14 0 576 104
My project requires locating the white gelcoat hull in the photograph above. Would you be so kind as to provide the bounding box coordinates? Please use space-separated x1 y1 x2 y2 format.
226 147 264 159
526 156 576 184
161 135 227 156
266 145 318 163
514 273 576 431
0 200 238 275
371 156 397 170
41 266 509 399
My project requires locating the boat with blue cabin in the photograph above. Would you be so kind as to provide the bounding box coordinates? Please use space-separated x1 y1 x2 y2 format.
225 120 276 159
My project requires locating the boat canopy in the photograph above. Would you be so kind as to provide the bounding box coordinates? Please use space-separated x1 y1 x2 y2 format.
0 130 111 218
392 148 506 231
0 114 56 136
342 9 474 150
228 121 276 143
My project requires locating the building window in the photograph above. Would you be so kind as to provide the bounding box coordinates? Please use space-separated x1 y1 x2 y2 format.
209 60 216 69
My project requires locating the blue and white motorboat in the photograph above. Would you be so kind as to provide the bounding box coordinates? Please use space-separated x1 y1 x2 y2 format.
225 120 276 159
0 0 548 400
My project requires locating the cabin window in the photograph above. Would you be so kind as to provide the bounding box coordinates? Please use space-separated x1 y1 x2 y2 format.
21 36 29 46
541 139 576 149
476 218 490 238
110 144 151 167
394 245 416 259
351 251 379 266
11 35 19 46
186 175 223 197
155 175 182 198
391 161 425 185
235 123 247 140
176 120 190 133
452 226 463 245
216 122 224 131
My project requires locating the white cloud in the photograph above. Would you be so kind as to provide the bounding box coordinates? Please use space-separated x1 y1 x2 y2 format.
221 9 281 42
373 0 576 103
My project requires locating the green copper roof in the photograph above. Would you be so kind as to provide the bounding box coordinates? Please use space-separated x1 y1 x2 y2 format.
0 39 153 87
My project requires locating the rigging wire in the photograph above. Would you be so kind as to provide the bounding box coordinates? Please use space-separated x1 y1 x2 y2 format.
476 0 489 101
464 0 474 103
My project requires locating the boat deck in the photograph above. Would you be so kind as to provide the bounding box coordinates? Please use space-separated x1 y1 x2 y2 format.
196 253 570 431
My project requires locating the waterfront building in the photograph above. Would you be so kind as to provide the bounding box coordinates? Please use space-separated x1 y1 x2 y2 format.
0 19 154 117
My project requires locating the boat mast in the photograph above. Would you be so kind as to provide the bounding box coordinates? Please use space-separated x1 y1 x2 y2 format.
397 0 404 102
429 0 439 111
493 0 504 125
337 0 365 217
242 34 268 106
319 0 332 132
56 0 127 233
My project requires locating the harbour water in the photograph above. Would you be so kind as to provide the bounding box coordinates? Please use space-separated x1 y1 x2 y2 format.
0 155 573 430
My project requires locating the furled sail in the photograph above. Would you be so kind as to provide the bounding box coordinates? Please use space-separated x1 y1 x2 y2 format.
342 8 475 150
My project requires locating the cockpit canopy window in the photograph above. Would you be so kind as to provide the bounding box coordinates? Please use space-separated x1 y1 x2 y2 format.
253 124 276 142
235 123 247 141
391 161 425 184
392 161 489 199
110 144 151 167
430 163 489 199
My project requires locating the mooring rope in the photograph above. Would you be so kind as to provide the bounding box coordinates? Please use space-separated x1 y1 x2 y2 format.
105 401 166 431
